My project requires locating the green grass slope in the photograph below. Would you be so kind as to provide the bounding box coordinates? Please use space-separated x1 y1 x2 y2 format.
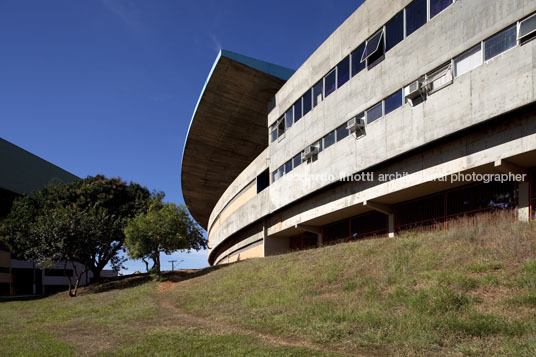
172 213 536 356
1 212 536 356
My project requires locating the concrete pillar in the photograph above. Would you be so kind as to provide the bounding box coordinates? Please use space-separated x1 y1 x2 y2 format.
388 214 395 238
262 221 267 257
518 181 530 222
317 232 323 248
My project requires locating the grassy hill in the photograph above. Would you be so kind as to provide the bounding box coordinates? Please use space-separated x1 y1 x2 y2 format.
1 212 536 356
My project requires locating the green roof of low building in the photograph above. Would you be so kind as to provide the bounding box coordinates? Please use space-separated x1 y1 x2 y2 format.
0 138 79 195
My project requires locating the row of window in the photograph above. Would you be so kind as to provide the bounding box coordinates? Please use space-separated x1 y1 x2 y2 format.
272 87 405 182
272 121 354 182
270 0 457 143
271 11 536 185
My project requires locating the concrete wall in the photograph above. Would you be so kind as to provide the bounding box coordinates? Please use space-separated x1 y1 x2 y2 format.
216 242 264 265
207 0 536 264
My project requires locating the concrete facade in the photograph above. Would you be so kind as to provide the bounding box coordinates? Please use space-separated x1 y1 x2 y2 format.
181 0 536 266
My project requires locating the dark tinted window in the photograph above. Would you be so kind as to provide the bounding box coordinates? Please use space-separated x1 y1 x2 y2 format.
45 269 73 277
277 117 285 136
336 124 349 141
386 11 404 52
484 25 517 61
293 153 302 168
302 89 312 115
430 0 452 19
313 80 323 107
324 69 337 97
519 13 536 41
323 131 336 149
256 169 270 193
337 56 350 88
406 0 427 37
285 108 293 129
367 102 383 124
384 89 403 115
351 43 366 77
293 99 302 122
270 127 277 143
284 160 293 174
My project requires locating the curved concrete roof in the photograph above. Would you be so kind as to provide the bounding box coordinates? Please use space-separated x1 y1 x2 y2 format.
181 50 294 229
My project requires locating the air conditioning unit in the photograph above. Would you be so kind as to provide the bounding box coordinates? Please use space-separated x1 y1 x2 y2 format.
346 116 365 133
301 145 318 161
404 80 422 100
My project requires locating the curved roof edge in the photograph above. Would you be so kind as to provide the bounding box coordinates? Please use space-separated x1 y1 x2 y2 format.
181 49 294 173
180 50 294 229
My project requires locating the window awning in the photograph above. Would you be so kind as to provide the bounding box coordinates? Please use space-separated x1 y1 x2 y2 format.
361 30 384 63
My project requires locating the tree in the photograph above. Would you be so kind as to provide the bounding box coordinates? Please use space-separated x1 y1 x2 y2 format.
124 199 206 275
1 175 151 295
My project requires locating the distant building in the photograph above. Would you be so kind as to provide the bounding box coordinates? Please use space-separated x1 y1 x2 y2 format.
0 138 116 296
182 0 536 266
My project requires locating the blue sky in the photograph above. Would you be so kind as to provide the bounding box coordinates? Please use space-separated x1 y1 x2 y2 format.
0 0 363 272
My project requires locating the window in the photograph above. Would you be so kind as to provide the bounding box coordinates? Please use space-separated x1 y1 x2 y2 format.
313 80 323 107
277 117 285 137
45 269 73 277
337 56 350 88
336 123 349 142
313 139 323 153
519 13 536 44
484 25 517 61
284 160 293 174
366 102 383 124
323 131 336 149
385 11 404 52
454 44 482 77
324 69 337 97
384 89 403 115
351 43 366 77
302 89 312 116
270 124 277 143
405 0 427 37
361 30 384 63
256 169 269 193
430 0 452 19
278 166 284 178
0 267 9 273
285 108 294 129
293 153 302 168
272 170 279 182
293 98 303 122
426 62 453 94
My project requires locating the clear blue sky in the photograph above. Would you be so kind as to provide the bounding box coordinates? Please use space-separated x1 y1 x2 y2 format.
0 0 364 272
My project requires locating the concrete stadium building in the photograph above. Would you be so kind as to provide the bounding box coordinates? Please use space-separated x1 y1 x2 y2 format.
182 0 536 266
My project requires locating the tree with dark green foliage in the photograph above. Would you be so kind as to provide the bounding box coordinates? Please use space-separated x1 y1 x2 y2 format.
0 175 151 296
124 197 206 275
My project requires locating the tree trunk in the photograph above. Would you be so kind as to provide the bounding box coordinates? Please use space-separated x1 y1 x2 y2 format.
153 254 160 274
142 258 150 273
90 266 101 283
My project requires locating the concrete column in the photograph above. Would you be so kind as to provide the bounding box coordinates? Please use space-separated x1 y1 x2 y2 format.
317 232 323 248
262 221 267 257
388 214 395 238
518 181 530 222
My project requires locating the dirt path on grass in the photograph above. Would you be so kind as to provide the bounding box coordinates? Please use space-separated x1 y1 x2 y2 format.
155 281 363 357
